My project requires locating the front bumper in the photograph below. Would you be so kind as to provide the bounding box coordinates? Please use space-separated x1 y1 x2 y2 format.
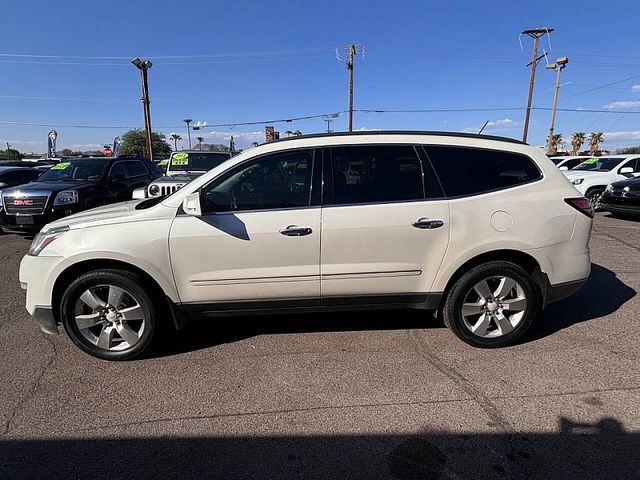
600 193 640 217
33 306 59 335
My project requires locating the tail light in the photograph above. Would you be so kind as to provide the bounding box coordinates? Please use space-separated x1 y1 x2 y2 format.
565 197 594 218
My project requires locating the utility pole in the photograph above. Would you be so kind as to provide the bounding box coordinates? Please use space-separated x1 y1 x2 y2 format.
546 56 569 155
183 118 192 149
347 44 356 132
521 28 553 143
131 58 154 161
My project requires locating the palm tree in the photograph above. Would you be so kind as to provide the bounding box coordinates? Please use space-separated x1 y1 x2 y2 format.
547 133 564 155
169 133 182 151
285 130 293 137
251 142 259 148
571 132 586 155
293 129 302 136
196 136 204 150
589 132 604 155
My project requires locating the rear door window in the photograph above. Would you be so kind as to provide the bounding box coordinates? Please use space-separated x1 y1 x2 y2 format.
326 145 425 205
423 146 542 198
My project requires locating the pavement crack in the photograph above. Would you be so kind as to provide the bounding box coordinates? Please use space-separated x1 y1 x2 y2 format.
408 329 514 432
1 335 57 436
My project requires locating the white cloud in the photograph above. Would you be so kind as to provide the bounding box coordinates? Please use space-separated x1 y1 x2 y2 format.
68 143 102 150
487 118 517 127
631 85 640 92
354 127 381 131
602 131 640 141
461 118 518 134
604 101 640 110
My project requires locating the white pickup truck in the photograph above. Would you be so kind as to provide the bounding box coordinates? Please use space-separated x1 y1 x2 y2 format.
562 155 640 208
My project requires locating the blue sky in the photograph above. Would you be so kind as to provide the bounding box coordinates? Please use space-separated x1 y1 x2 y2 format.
2 0 640 153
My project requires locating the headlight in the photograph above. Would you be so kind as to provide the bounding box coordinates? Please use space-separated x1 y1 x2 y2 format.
28 225 69 256
53 190 78 206
571 178 584 185
149 184 160 196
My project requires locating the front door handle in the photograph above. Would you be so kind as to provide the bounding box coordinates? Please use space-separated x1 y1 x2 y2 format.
412 218 444 229
280 225 313 237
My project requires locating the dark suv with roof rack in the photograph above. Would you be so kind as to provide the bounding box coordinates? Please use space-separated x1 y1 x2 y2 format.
0 155 161 233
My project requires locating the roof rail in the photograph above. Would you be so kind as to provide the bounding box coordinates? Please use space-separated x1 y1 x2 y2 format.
269 130 526 145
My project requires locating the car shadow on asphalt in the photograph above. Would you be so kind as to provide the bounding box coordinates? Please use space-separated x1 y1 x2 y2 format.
159 263 634 357
160 307 435 357
524 262 636 343
1 417 638 479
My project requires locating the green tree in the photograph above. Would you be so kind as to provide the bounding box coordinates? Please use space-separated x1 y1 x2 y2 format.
571 132 586 155
547 133 564 155
120 129 171 158
196 136 204 150
588 132 604 155
293 129 302 136
60 148 74 157
169 133 182 151
0 148 23 160
284 130 292 137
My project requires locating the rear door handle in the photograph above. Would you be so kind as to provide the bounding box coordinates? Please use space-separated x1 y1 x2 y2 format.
412 218 444 229
280 225 313 237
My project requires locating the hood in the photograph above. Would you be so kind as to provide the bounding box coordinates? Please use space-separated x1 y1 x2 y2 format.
2 180 94 197
562 170 612 180
46 199 150 230
610 176 640 188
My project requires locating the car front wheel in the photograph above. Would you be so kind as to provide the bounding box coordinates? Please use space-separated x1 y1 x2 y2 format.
586 188 604 211
443 261 540 348
60 269 160 360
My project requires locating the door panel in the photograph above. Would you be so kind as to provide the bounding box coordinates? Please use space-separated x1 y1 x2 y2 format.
320 201 450 296
170 209 320 303
320 144 450 298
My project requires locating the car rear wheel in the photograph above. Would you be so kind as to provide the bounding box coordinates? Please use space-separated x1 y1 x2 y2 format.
443 261 540 348
60 269 160 360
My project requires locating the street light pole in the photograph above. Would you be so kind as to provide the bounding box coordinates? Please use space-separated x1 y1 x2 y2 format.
521 28 553 143
546 57 569 155
183 118 192 149
131 58 153 161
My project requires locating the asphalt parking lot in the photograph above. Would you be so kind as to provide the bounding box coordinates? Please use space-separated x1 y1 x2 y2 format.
0 213 639 479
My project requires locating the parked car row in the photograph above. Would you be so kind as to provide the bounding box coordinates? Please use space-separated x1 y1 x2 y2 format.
551 154 640 218
0 156 161 233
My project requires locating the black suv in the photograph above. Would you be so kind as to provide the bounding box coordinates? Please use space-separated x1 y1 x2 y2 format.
600 176 640 219
0 156 161 233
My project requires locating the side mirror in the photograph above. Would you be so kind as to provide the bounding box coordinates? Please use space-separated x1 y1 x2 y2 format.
110 172 126 181
0 182 7 188
619 167 634 174
182 192 202 216
559 166 569 171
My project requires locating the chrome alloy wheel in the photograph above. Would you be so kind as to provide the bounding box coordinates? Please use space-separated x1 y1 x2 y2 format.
74 285 146 351
461 276 527 338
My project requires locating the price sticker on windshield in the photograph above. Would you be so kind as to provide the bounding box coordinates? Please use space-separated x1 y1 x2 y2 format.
51 162 70 170
171 153 189 166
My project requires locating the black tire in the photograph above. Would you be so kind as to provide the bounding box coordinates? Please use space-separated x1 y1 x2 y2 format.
443 261 540 348
586 188 604 211
60 269 161 360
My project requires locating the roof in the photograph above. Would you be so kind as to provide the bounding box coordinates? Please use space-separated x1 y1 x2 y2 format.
270 130 526 146
0 165 36 173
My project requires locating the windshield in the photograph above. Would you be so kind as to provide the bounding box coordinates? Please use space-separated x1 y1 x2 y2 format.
169 152 230 172
573 157 624 172
35 158 109 182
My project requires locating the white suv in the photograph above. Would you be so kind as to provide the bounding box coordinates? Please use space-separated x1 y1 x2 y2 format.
19 132 593 360
562 155 640 207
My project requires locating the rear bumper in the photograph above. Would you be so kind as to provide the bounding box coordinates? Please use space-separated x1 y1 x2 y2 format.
546 278 588 305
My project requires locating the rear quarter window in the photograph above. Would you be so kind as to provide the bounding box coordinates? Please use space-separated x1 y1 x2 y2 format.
423 145 542 198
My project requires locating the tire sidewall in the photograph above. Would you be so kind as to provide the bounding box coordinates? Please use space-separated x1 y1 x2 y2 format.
61 271 156 360
444 262 540 348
